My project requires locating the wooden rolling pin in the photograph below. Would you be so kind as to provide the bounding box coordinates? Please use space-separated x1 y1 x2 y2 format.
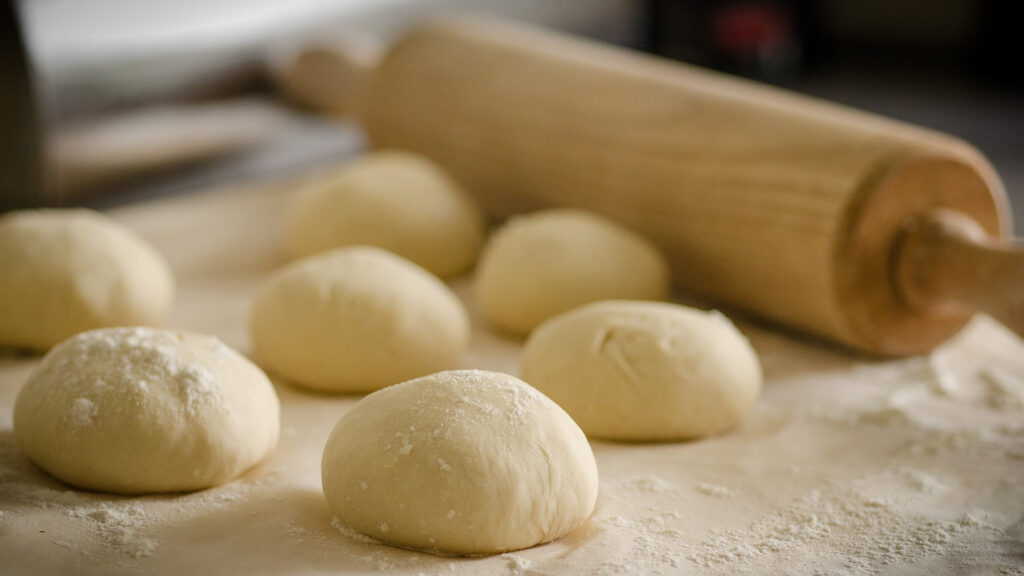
276 16 1023 356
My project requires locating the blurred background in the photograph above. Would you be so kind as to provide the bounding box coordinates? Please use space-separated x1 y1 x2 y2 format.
2 0 1021 231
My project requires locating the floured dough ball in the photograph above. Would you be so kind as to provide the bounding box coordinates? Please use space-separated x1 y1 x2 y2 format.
521 301 761 441
13 327 280 494
475 209 670 336
0 209 174 351
322 369 598 555
285 150 486 277
250 246 469 393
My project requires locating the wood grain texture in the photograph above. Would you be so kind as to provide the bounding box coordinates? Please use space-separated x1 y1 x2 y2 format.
896 208 1024 339
321 16 1010 355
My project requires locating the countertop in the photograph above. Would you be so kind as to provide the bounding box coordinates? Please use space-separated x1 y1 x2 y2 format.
2 176 1024 575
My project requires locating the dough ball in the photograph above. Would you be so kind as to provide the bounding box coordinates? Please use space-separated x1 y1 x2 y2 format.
0 209 174 351
321 369 598 555
521 301 761 441
475 209 670 336
250 246 469 393
285 150 485 277
13 327 280 494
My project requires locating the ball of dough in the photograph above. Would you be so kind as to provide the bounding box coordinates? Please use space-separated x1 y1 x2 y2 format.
285 150 486 277
250 246 469 393
521 301 761 441
475 209 670 336
0 209 174 351
13 327 280 494
321 369 598 555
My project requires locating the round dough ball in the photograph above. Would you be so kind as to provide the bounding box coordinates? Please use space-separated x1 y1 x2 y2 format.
0 209 175 351
521 301 761 441
475 209 670 336
322 369 598 555
285 150 486 277
13 327 280 494
250 246 469 393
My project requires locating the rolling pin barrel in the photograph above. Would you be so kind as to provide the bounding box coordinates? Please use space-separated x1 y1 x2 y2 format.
283 17 1020 356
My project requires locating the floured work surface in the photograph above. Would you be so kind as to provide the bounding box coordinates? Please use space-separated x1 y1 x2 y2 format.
2 182 1023 575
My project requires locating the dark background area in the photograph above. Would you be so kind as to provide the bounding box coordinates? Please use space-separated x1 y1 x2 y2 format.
647 0 1023 233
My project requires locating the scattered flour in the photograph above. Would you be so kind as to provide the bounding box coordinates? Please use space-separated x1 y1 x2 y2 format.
924 353 959 398
42 328 225 430
328 516 440 572
330 516 381 545
695 483 735 499
897 468 948 495
285 522 317 544
66 397 97 427
595 512 685 575
501 552 534 575
980 367 1024 411
67 503 160 559
805 367 1024 461
683 483 991 573
614 475 677 494
397 432 413 456
0 428 280 565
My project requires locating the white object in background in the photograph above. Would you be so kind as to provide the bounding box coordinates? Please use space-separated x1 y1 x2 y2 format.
19 0 644 117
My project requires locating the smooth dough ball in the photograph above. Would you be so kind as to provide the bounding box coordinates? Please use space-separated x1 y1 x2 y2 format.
285 150 486 277
13 327 280 494
322 369 598 555
475 209 670 336
0 209 175 351
250 246 469 393
521 300 761 441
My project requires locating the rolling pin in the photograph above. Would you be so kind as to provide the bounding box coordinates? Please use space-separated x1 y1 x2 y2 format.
275 16 1023 356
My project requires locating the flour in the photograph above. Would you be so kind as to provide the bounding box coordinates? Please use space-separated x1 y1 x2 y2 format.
802 355 1024 461
400 370 541 435
67 502 160 559
41 327 223 426
595 513 685 575
695 483 735 499
925 352 960 397
285 522 329 545
328 516 440 572
397 431 413 456
66 397 97 427
980 367 1024 410
331 516 382 545
0 426 280 564
897 468 947 495
175 363 221 416
501 552 534 575
683 480 991 573
613 475 677 494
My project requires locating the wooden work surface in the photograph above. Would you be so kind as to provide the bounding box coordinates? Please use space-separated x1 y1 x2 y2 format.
2 179 1024 575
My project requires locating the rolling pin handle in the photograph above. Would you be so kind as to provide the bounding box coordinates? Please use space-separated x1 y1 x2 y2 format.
895 208 1024 338
269 36 382 118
